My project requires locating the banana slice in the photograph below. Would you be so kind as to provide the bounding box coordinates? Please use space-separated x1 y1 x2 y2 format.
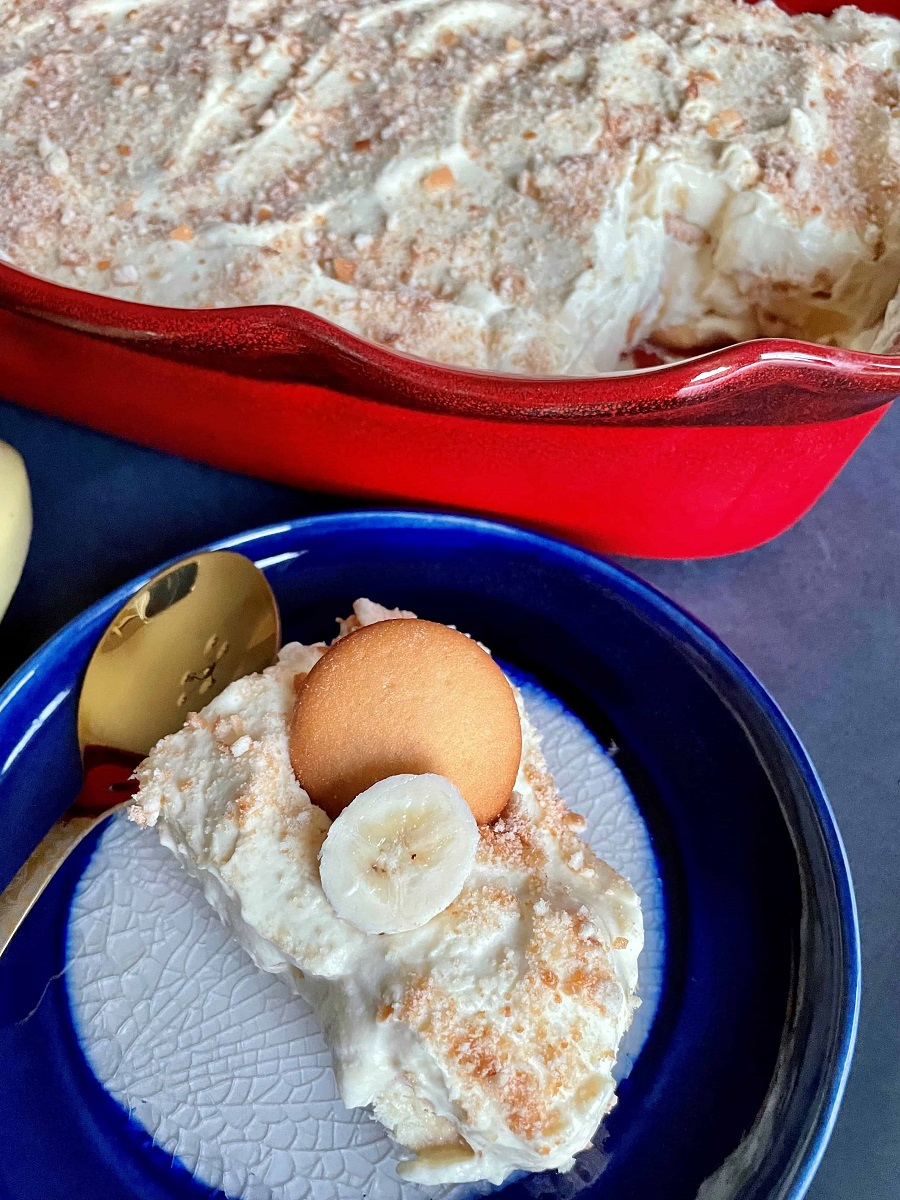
318 774 479 935
0 441 31 622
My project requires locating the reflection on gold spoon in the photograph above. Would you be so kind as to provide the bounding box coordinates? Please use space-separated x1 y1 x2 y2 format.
0 550 280 958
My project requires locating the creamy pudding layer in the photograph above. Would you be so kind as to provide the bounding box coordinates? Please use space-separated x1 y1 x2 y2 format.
129 602 643 1185
2 0 898 371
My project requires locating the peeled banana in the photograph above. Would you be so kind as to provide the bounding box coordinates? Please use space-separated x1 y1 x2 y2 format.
0 441 31 622
318 773 479 935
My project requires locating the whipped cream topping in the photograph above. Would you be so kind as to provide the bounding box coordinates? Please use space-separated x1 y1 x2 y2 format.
2 0 900 371
128 601 643 1185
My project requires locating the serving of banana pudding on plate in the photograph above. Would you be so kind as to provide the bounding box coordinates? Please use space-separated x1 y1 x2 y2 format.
128 600 644 1186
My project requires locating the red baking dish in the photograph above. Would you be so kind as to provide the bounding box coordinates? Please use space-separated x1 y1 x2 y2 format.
1 0 898 560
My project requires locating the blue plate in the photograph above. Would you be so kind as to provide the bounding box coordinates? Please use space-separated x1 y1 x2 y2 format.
0 512 859 1200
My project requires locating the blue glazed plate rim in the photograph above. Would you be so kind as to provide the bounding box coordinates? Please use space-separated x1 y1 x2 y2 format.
0 508 860 1200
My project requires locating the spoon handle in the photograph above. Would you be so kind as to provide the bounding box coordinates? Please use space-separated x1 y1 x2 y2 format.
0 809 110 957
0 759 138 959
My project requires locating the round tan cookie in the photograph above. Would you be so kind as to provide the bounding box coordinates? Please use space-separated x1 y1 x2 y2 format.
290 619 522 823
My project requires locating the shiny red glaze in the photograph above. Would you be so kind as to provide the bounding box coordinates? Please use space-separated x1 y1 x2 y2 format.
0 0 898 558
75 748 142 816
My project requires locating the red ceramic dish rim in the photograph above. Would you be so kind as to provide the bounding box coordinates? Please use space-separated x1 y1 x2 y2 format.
2 257 899 428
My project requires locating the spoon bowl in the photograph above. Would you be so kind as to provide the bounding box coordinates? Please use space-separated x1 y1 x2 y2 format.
0 549 280 956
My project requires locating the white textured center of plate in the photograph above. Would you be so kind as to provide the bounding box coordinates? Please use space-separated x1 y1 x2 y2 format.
67 679 664 1200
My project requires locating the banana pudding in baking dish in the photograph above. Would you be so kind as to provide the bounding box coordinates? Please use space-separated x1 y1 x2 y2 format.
2 0 900 373
128 600 643 1186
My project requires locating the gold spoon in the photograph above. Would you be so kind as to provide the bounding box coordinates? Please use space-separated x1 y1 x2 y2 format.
0 549 280 958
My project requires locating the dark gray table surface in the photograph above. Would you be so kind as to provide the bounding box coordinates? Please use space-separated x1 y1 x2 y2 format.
0 395 897 1199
